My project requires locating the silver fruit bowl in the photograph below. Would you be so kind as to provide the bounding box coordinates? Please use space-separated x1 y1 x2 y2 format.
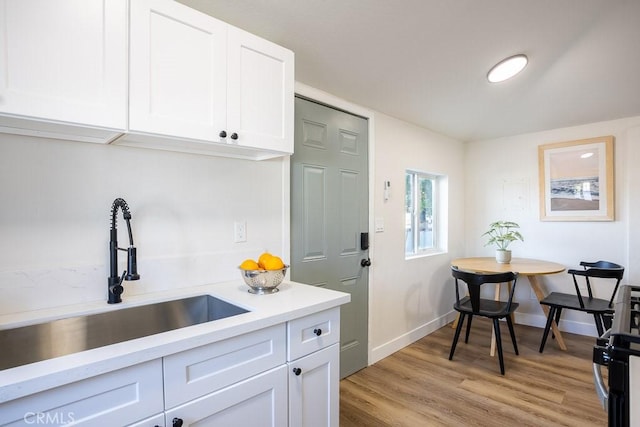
239 266 288 294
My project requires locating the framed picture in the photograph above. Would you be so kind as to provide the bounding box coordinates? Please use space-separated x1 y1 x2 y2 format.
538 136 614 221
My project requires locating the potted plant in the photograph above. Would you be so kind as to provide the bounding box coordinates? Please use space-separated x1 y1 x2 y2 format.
482 221 524 264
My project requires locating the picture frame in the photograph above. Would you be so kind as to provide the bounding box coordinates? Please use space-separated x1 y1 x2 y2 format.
538 136 614 221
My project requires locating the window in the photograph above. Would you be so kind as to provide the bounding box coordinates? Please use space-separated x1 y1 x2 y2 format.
405 170 439 256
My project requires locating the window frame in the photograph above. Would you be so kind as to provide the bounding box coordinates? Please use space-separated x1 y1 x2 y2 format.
405 170 441 258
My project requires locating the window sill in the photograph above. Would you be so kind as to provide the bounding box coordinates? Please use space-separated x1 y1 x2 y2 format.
405 249 447 261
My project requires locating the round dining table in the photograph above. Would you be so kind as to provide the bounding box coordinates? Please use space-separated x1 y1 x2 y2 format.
450 257 567 352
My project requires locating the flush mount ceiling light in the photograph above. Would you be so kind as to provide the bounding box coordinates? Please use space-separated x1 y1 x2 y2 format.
487 54 528 83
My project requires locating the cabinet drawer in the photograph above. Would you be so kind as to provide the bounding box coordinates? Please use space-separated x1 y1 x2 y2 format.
0 360 163 427
163 324 286 409
287 308 340 361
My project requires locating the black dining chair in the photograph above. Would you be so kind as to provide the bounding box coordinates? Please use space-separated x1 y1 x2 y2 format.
539 260 624 353
449 266 519 375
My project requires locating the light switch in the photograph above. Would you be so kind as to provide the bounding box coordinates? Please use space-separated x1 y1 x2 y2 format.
375 217 384 232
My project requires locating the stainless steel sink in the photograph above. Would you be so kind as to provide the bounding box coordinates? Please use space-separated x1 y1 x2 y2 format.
0 295 248 371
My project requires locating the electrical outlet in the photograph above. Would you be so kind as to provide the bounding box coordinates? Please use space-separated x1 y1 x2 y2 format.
234 221 247 242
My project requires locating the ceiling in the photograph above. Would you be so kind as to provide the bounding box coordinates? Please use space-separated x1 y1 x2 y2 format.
179 0 640 142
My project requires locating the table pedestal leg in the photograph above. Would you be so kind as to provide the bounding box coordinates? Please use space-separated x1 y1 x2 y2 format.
527 274 567 351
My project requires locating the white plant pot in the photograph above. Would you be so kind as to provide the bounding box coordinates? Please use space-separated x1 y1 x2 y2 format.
496 249 512 264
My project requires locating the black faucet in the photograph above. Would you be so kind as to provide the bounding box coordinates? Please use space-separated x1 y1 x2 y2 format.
108 198 140 304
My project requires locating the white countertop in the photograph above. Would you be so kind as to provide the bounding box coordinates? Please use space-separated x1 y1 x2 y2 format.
0 280 350 403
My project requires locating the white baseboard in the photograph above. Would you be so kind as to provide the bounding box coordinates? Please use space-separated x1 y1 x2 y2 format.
515 311 599 337
369 310 599 366
370 311 458 364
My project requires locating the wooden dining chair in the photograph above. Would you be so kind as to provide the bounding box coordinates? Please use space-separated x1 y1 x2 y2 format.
539 260 624 353
449 266 519 375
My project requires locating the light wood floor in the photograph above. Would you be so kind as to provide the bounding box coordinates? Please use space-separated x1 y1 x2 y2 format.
340 319 607 426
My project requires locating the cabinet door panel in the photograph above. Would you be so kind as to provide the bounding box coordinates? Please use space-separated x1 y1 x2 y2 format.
165 365 287 427
0 0 127 129
289 344 340 427
129 0 227 141
227 26 294 153
0 360 163 427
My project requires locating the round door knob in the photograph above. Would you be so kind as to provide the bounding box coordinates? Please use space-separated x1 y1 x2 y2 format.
361 258 372 267
219 130 227 138
313 328 322 336
230 132 239 140
172 418 184 427
293 367 302 376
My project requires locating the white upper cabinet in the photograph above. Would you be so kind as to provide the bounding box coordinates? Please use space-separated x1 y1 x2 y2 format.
120 0 294 160
0 0 127 142
0 0 294 159
128 0 228 142
226 26 294 154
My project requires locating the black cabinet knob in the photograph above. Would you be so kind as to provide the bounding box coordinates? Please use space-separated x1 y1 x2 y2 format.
219 130 227 138
313 328 322 336
293 367 302 376
173 418 184 427
230 132 238 140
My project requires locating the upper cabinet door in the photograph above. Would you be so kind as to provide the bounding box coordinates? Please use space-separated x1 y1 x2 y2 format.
129 0 227 142
226 27 294 154
0 0 127 130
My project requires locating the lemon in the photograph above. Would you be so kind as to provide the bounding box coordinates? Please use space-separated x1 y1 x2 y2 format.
258 252 273 269
263 255 285 271
240 259 260 270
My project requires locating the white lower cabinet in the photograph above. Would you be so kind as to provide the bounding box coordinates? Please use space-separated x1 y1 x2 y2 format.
287 308 341 427
0 308 342 427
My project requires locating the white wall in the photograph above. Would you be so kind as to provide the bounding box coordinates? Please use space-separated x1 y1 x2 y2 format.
0 133 287 314
465 115 640 336
370 113 465 362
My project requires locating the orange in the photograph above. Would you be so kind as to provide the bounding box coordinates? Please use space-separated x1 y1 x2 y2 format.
263 255 285 271
240 259 260 270
258 252 273 269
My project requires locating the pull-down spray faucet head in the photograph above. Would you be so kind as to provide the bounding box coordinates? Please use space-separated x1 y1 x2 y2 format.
108 198 140 304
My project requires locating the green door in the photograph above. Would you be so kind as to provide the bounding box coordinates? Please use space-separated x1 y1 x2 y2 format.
291 96 369 378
